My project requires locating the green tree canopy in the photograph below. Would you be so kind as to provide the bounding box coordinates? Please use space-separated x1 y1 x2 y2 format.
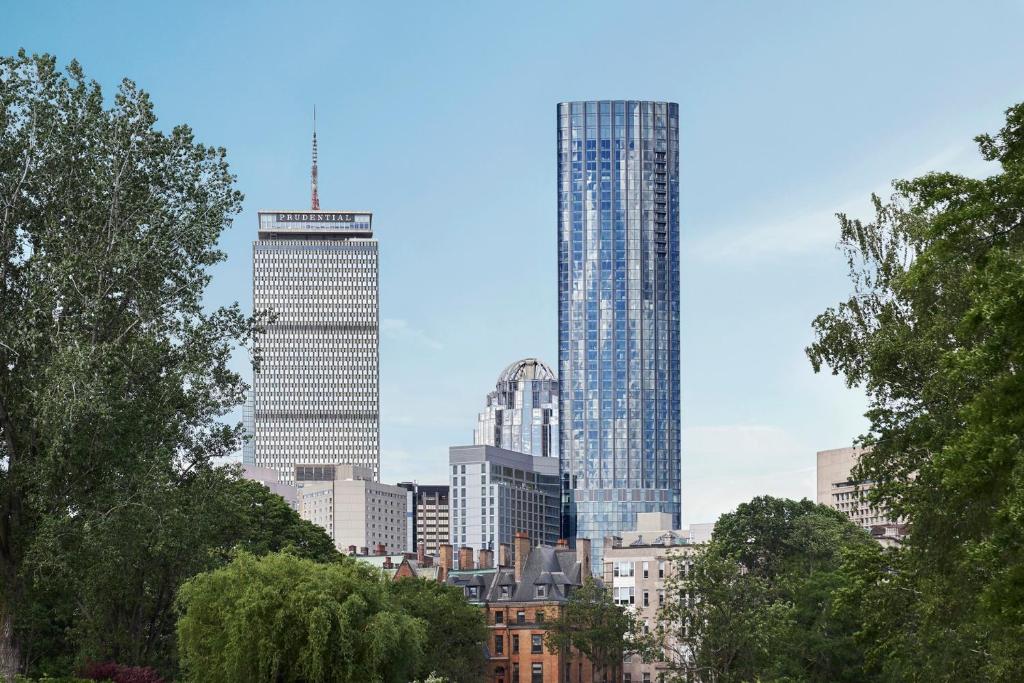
387 577 485 683
544 577 647 683
0 51 275 677
808 102 1024 680
176 552 429 683
658 496 880 683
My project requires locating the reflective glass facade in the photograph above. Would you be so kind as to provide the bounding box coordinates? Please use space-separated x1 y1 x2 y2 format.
474 358 559 459
252 211 379 483
557 101 681 565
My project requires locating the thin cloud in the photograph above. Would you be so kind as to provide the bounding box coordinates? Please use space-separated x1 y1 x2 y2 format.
381 317 444 350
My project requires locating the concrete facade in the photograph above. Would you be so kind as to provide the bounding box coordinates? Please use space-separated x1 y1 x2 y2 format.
816 447 899 530
296 464 407 553
241 464 298 509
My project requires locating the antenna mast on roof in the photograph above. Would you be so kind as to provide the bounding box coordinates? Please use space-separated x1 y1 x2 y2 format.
311 106 320 210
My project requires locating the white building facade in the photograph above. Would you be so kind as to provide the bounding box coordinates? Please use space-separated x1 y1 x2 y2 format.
449 445 560 556
296 464 407 553
252 210 379 483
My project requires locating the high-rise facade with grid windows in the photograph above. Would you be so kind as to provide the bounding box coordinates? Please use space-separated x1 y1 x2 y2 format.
252 210 379 483
557 101 681 565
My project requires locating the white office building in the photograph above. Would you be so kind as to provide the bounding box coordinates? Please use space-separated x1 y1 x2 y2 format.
252 209 379 483
297 464 407 553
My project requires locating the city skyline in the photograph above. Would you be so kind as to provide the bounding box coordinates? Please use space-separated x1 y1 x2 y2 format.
8 2 1023 525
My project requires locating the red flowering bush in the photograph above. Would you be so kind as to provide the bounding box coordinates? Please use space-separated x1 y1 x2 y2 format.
79 661 165 683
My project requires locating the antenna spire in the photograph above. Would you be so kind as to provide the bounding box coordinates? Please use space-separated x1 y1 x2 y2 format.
311 106 320 210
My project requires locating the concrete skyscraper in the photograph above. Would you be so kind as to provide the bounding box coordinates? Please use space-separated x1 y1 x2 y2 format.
252 122 379 483
557 100 681 564
474 358 559 459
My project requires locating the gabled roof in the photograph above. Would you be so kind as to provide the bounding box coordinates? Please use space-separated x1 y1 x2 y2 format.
446 546 597 604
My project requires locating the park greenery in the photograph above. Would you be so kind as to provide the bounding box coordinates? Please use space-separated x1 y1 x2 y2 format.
3 47 1024 683
648 103 1024 683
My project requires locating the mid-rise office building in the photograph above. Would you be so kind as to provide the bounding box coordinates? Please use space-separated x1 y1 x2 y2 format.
252 126 379 483
602 512 702 682
558 101 682 565
449 445 560 555
297 464 406 553
816 446 900 531
398 482 451 555
474 358 559 459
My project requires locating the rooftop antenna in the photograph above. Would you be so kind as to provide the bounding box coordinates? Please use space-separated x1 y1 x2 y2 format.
311 106 320 210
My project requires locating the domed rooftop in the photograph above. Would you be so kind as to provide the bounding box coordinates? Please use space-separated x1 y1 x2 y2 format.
497 358 556 384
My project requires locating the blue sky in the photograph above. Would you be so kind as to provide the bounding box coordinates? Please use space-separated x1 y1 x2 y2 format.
5 1 1023 524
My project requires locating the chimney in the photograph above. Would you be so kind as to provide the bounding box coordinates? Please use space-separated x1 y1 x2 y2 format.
383 557 393 569
556 538 569 549
576 538 592 579
498 543 512 568
514 531 530 583
375 543 386 556
478 548 493 569
360 547 369 556
417 542 426 564
348 545 357 555
459 546 474 571
439 543 453 581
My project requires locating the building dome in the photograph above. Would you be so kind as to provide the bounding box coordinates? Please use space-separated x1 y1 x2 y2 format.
496 358 556 384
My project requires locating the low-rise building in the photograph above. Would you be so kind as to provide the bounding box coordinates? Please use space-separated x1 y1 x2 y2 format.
296 464 407 553
602 513 704 683
445 533 598 683
242 463 298 509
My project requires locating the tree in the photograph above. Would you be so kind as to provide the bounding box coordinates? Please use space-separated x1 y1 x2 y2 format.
387 578 485 683
657 496 880 683
0 51 258 677
176 551 428 683
808 102 1024 680
226 477 338 563
545 577 646 683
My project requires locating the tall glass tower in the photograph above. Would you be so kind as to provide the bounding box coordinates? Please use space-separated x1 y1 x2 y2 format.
557 100 681 563
474 358 559 459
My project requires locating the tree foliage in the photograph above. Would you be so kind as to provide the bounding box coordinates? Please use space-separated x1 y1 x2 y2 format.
807 102 1024 680
0 50 289 677
176 552 429 683
545 577 647 683
657 496 880 683
387 577 486 683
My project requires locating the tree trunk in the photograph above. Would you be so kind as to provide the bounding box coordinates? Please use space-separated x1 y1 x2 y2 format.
0 604 20 682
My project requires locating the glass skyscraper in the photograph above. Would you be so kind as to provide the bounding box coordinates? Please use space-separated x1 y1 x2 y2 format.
252 210 379 483
557 101 681 564
474 358 559 459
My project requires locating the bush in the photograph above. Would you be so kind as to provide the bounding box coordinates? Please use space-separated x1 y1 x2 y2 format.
79 662 164 683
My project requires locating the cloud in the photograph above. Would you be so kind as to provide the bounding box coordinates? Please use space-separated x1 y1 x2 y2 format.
690 140 995 264
681 424 816 524
380 317 444 350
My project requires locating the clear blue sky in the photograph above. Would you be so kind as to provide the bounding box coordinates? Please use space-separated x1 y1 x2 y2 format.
5 1 1023 524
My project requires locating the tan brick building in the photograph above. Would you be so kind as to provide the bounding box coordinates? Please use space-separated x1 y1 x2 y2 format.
602 513 702 683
